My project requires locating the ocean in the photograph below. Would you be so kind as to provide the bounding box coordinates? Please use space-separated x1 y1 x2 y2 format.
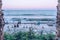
3 10 57 33
3 10 57 16
3 10 57 22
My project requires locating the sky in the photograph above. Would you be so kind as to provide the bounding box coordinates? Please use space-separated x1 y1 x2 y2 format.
2 0 58 10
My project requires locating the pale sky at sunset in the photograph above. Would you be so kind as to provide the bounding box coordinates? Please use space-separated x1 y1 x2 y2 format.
2 0 58 10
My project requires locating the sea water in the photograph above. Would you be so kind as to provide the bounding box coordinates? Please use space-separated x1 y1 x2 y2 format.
3 10 57 34
3 10 57 16
3 10 57 22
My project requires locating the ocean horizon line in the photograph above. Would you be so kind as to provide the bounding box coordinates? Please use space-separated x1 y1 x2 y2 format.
3 9 57 11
